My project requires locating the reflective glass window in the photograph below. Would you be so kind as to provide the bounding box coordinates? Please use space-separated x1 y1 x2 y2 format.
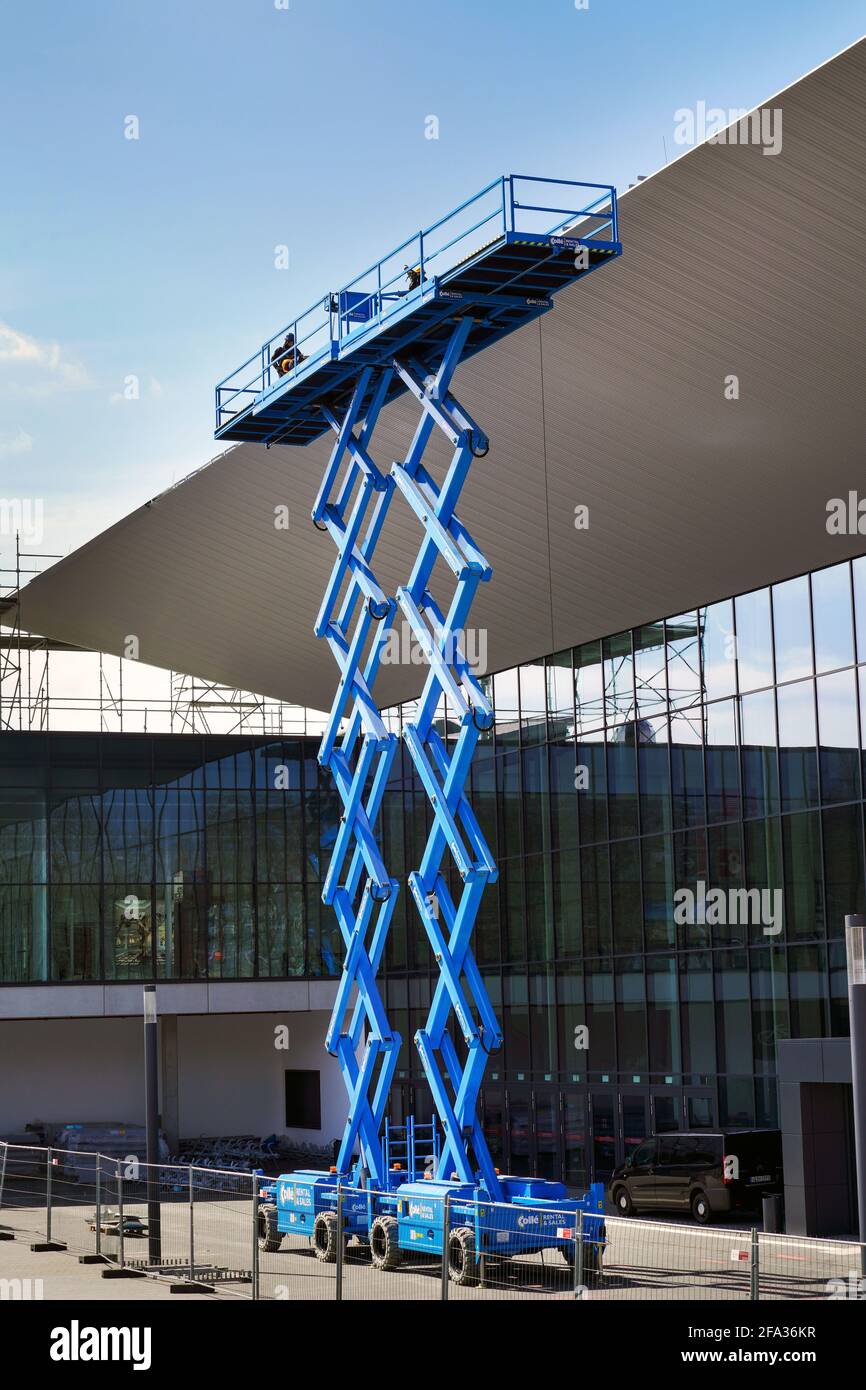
606 725 638 840
642 833 675 949
741 689 779 817
603 631 634 728
715 951 752 1074
700 601 736 702
633 623 669 718
734 588 773 692
817 668 860 804
782 810 824 940
679 953 715 1074
705 698 740 823
580 844 611 956
789 944 828 1038
638 715 671 837
611 839 642 952
616 956 648 1073
823 804 866 939
666 612 702 711
574 641 604 736
670 710 704 829
777 680 818 811
772 575 812 682
546 650 576 733
854 556 866 663
518 660 547 744
647 955 680 1075
811 563 854 673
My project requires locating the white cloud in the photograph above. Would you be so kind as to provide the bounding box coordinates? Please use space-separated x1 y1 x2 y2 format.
0 427 33 458
0 321 91 392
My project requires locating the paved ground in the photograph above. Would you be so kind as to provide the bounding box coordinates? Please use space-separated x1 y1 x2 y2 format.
2 1186 861 1303
0 1237 221 1302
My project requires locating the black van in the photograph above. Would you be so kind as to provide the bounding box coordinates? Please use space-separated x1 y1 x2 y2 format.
609 1130 783 1223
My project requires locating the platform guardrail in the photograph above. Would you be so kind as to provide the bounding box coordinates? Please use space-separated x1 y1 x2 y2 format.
215 174 619 430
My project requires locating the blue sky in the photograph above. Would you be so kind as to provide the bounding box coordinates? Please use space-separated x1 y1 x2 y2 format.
1 0 864 561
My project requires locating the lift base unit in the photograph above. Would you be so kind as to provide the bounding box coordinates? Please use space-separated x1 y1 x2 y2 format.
261 1119 442 1243
392 1178 607 1264
259 1171 608 1277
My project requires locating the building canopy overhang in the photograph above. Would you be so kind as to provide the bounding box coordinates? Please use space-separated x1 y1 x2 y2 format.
13 38 866 714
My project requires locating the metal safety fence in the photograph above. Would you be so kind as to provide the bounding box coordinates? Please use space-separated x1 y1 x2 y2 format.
2 1144 864 1302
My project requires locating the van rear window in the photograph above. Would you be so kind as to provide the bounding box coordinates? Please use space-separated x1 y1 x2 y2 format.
676 1136 722 1165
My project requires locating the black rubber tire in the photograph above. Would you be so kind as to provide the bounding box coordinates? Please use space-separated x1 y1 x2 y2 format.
613 1185 634 1217
560 1239 604 1284
312 1211 340 1263
257 1204 283 1253
448 1226 477 1286
691 1190 713 1224
370 1215 402 1271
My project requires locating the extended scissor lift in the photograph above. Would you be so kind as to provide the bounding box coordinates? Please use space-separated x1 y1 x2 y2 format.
227 176 621 1283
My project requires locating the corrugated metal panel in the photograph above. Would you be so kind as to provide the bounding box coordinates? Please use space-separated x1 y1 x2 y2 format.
13 38 866 713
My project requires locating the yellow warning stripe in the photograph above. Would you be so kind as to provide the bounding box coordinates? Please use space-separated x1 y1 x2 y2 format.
450 237 619 273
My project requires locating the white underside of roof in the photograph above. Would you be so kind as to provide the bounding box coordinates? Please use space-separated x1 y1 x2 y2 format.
15 38 866 714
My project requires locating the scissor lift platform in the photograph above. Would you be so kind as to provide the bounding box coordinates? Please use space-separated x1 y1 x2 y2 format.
215 175 621 448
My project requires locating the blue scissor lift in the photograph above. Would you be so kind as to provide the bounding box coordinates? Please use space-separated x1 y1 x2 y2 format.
222 176 622 1285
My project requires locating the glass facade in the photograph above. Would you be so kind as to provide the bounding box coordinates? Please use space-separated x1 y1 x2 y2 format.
0 735 342 982
381 557 866 1183
2 556 866 1186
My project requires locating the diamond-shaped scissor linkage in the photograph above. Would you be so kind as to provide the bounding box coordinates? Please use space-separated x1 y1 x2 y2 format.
393 317 505 1199
311 366 403 1189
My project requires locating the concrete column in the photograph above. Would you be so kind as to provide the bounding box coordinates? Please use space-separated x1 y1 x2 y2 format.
160 1013 180 1153
845 916 866 1243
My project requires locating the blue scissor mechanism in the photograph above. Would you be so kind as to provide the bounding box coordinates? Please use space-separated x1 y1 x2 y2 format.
311 363 401 1189
221 175 622 1277
390 314 504 1198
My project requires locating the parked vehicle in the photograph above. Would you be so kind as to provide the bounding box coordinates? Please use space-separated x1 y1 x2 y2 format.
609 1129 783 1224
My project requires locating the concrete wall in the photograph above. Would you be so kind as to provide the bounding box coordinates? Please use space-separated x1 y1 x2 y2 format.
777 1038 857 1236
1 1016 146 1133
176 1011 346 1146
0 1010 345 1148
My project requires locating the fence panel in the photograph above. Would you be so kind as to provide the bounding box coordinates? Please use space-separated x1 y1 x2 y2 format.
172 1166 254 1291
5 1141 866 1302
340 1188 442 1302
45 1147 101 1259
758 1232 866 1300
444 1198 590 1302
601 1216 755 1299
0 1143 50 1246
256 1177 337 1302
